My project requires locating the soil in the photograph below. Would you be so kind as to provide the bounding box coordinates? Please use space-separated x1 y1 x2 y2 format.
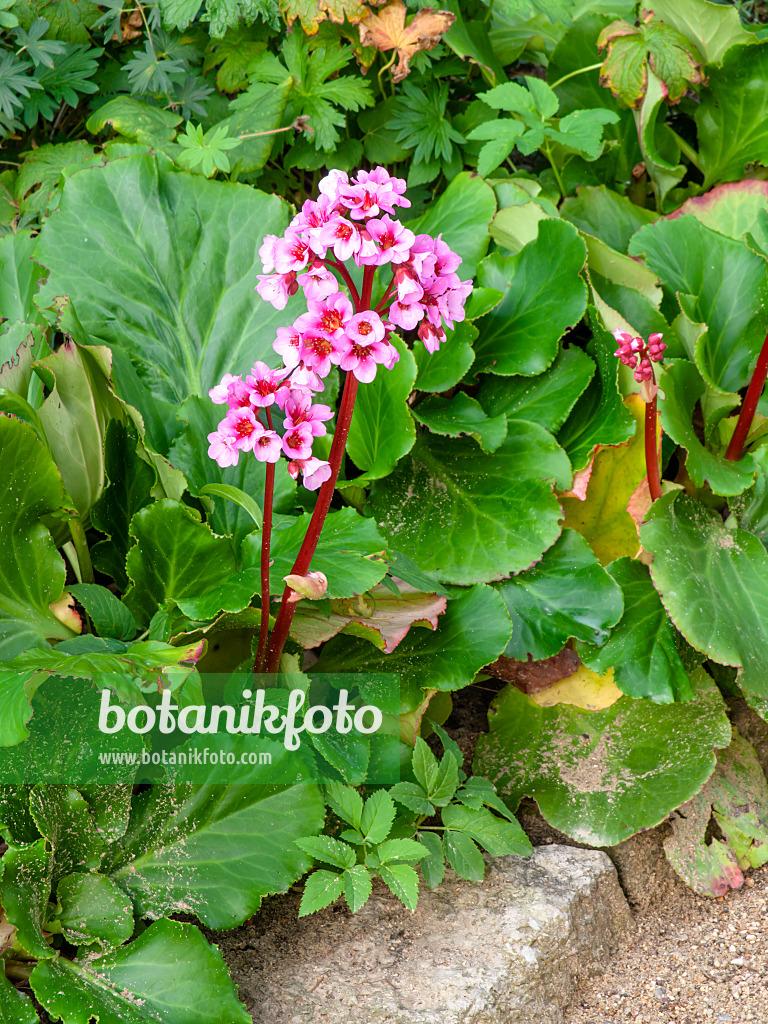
210 685 768 1024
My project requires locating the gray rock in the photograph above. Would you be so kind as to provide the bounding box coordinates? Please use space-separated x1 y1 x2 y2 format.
237 845 633 1024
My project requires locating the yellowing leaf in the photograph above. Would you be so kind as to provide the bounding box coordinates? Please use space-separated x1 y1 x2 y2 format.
358 0 456 82
561 394 649 564
281 0 374 34
531 664 622 710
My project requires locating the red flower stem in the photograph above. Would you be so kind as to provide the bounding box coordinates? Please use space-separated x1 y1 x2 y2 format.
263 371 360 672
323 258 360 306
375 276 397 313
254 408 276 674
645 393 662 502
725 330 768 461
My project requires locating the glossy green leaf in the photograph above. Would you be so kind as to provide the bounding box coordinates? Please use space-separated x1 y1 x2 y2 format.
199 484 263 529
412 392 507 453
346 335 416 482
473 219 587 377
561 185 658 253
579 557 693 703
629 215 768 393
667 180 768 242
35 154 296 405
256 508 388 599
379 863 419 909
0 415 77 664
360 790 395 844
496 528 623 661
68 584 137 642
86 97 182 146
30 784 108 881
218 79 293 175
659 360 756 496
0 967 37 1024
413 320 476 394
641 492 768 699
417 830 445 889
477 346 595 434
31 919 251 1024
55 872 134 949
298 869 343 916
475 668 730 846
635 70 685 205
647 0 754 65
406 171 496 279
371 427 570 585
106 783 324 929
0 231 44 325
696 42 768 189
0 839 53 959
314 584 511 713
294 836 356 870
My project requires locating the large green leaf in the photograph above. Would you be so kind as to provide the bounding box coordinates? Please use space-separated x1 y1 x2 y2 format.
629 215 768 393
556 311 635 471
0 415 78 663
254 508 389 599
406 172 496 279
105 785 323 928
412 392 508 454
475 668 731 846
0 838 53 959
34 154 295 405
477 346 595 433
345 336 417 482
219 79 293 175
315 584 511 713
0 231 44 325
579 557 693 703
666 180 768 241
55 872 134 949
696 43 768 188
659 360 756 496
496 528 623 661
647 0 753 65
561 185 658 253
0 967 37 1024
413 320 476 394
124 500 259 624
168 396 296 543
370 425 570 585
641 492 768 699
87 98 182 147
473 219 587 377
31 919 251 1024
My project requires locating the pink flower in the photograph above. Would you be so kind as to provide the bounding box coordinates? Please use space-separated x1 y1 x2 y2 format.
259 234 279 274
274 326 303 369
291 195 334 235
408 235 438 278
274 230 311 274
282 422 314 461
318 169 348 203
284 392 333 437
288 457 333 491
246 361 289 408
360 216 415 266
418 321 446 354
207 428 240 468
209 373 253 409
253 429 282 463
296 292 354 339
393 265 423 303
339 167 410 220
256 272 298 310
288 362 325 393
297 263 337 301
437 280 472 330
345 310 386 344
209 373 240 404
433 236 462 277
336 334 393 383
300 331 345 378
316 216 362 262
224 407 262 452
388 299 424 331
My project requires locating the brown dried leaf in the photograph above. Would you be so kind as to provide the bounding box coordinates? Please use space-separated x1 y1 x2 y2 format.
487 647 582 694
358 0 456 82
280 0 381 35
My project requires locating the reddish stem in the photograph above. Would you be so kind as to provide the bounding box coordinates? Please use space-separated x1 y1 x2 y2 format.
725 331 768 461
375 276 397 314
254 408 276 674
645 393 662 502
263 371 360 672
323 258 361 306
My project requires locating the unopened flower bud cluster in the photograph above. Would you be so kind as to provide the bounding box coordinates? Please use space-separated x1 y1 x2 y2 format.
613 329 667 383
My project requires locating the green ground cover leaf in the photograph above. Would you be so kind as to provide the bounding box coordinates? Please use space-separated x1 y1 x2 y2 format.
641 492 768 699
105 784 324 928
314 584 511 713
473 219 587 377
412 321 476 394
31 919 251 1024
496 528 623 661
370 425 570 585
35 154 295 406
629 216 768 393
475 668 730 846
412 392 507 453
561 185 658 253
579 557 693 703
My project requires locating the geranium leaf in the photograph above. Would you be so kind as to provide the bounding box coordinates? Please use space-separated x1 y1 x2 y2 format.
475 667 731 846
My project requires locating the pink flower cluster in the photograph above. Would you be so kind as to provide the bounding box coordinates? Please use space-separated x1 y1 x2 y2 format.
207 167 472 489
206 362 333 491
256 166 472 356
613 330 667 383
